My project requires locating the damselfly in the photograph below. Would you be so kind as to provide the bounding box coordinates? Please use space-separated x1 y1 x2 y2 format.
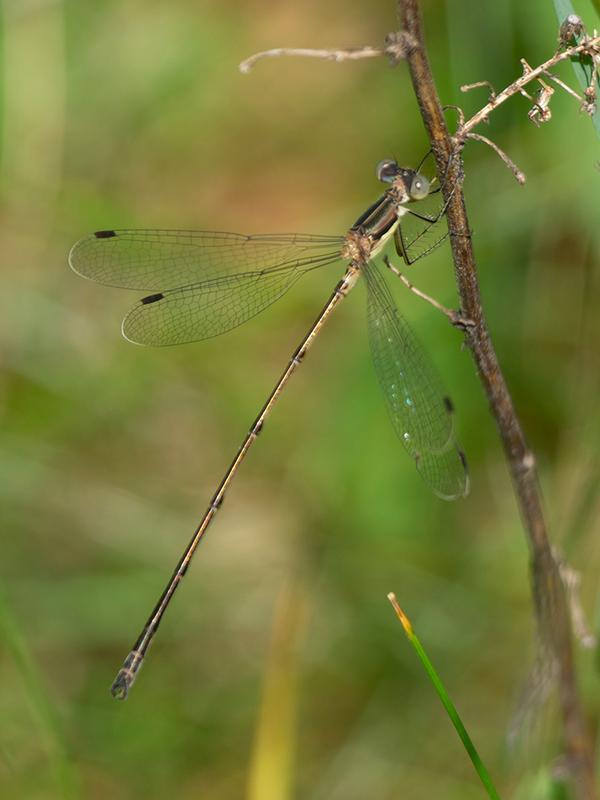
69 159 469 699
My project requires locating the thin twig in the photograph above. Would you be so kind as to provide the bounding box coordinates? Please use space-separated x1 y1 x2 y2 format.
460 80 497 101
542 69 584 102
240 45 392 74
397 2 597 798
465 133 526 183
443 104 465 127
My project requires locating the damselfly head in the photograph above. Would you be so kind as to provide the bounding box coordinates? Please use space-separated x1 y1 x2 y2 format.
376 161 430 202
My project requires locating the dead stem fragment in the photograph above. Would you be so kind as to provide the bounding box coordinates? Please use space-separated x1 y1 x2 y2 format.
396 2 598 797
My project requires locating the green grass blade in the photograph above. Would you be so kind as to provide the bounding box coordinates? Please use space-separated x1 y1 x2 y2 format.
551 0 600 137
388 593 501 800
0 588 78 800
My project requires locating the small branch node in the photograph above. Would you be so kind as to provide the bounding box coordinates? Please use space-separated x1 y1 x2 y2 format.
449 135 466 156
521 450 536 473
582 83 597 117
387 30 418 60
448 227 472 241
450 311 477 332
383 31 412 63
520 58 533 77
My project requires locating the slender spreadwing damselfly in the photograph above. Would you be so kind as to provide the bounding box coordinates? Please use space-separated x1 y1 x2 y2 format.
69 158 469 699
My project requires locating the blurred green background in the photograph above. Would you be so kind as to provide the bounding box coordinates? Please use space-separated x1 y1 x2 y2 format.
1 1 599 798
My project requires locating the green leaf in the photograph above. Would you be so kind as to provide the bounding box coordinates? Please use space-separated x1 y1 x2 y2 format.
551 0 600 138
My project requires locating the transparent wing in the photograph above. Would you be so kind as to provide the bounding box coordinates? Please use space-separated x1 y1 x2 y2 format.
122 265 319 346
69 229 344 290
364 260 469 500
507 549 578 764
507 638 559 763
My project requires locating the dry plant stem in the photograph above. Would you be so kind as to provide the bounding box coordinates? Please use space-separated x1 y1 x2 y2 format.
240 45 392 73
458 36 600 136
398 2 597 798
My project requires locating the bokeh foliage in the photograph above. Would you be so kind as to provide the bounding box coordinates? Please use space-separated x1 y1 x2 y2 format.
1 1 599 798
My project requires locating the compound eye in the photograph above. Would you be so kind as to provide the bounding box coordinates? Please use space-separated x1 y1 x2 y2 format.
410 174 430 200
376 159 400 183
